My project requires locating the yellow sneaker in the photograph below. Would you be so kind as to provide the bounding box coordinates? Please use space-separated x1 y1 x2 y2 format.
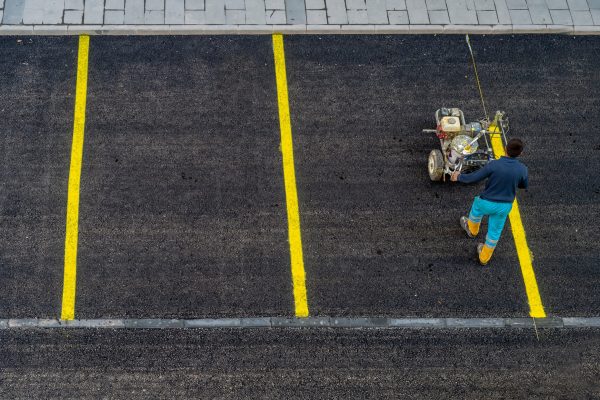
477 243 494 266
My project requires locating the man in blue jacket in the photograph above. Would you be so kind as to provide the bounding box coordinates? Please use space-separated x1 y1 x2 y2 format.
451 138 528 265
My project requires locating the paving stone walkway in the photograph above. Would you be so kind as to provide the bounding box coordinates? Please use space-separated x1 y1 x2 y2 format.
1 0 600 35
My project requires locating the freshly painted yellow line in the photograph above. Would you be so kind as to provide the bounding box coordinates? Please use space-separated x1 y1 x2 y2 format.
61 35 90 321
490 133 546 318
272 34 309 317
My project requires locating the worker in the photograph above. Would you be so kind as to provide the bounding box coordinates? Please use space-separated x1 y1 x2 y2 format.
451 138 528 265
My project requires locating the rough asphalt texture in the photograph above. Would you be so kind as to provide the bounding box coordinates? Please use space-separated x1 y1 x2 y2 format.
1 34 600 398
0 35 599 319
0 328 599 399
0 37 77 317
286 35 600 317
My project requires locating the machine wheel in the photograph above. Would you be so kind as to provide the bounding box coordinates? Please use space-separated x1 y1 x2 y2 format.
428 149 444 181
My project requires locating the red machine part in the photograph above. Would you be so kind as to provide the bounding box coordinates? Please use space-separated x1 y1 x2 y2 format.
436 124 447 140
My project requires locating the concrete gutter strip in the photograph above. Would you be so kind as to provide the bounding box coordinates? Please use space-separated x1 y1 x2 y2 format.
0 24 599 35
2 317 600 329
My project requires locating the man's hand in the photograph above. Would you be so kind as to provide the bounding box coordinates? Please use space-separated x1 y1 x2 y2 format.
451 171 460 182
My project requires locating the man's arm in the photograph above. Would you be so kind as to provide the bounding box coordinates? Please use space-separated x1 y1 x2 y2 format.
455 163 492 184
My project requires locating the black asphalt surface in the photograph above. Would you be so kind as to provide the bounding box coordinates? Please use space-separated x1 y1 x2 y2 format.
0 35 599 319
0 37 77 317
1 328 599 399
77 36 292 318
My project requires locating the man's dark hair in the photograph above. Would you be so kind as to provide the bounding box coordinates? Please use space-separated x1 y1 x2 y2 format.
506 138 524 158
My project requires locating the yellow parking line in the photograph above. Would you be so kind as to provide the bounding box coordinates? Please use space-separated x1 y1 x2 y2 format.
272 34 309 317
490 133 546 318
61 35 90 321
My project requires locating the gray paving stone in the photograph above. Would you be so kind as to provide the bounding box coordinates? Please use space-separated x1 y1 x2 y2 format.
387 0 406 9
591 7 600 21
245 0 266 22
286 0 306 23
125 0 145 22
145 9 165 22
550 7 572 21
447 0 478 21
348 8 369 21
474 0 495 8
506 0 527 7
226 0 245 8
563 317 600 327
526 0 545 6
43 0 64 23
184 319 241 328
426 0 447 9
388 9 409 21
22 0 44 24
347 0 367 8
494 0 512 20
2 0 25 24
306 8 327 21
226 8 245 21
0 0 4 8
165 0 185 22
105 9 125 22
367 0 389 21
186 0 205 9
105 0 124 9
265 0 285 8
326 0 349 22
65 319 126 328
64 9 83 23
185 9 205 21
590 0 600 8
331 318 389 327
147 0 165 10
240 317 271 327
509 7 532 20
446 318 506 328
389 318 445 328
306 0 325 7
271 317 331 327
568 0 588 9
529 5 552 22
65 0 84 9
266 8 286 21
545 0 567 8
0 10 3 21
123 319 184 328
476 9 498 20
406 0 429 22
83 0 105 23
205 0 226 23
428 8 450 21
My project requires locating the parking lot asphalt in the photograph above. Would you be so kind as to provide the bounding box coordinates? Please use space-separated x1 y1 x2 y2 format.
76 36 292 318
0 35 598 319
284 35 600 317
0 37 77 317
1 328 600 399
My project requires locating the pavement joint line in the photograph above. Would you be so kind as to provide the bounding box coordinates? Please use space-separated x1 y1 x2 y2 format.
2 317 600 329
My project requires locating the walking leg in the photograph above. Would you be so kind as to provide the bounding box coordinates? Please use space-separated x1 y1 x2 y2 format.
480 203 512 265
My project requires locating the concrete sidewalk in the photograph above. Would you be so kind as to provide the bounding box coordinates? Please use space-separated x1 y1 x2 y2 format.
0 0 600 33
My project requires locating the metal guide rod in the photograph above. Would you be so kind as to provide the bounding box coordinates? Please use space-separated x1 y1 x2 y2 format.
465 34 489 122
